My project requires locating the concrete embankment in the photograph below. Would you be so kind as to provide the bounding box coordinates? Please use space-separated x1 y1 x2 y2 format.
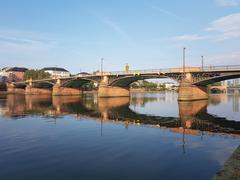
213 146 240 180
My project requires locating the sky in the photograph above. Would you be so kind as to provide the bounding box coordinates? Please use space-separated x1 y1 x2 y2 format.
0 0 240 73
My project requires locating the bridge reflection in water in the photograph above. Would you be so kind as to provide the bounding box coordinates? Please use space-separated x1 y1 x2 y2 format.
1 94 240 138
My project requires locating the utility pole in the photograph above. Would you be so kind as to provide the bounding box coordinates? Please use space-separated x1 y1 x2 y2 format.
101 58 104 79
54 65 57 79
183 47 186 77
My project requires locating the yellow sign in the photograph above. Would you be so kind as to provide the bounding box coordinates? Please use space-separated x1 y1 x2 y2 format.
133 72 140 76
125 64 129 71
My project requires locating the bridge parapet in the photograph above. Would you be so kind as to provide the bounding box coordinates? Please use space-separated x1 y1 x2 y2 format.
108 65 240 76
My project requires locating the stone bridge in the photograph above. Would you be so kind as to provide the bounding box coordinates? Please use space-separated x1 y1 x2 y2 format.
7 65 240 101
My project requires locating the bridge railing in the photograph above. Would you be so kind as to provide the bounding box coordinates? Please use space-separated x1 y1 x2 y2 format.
109 69 169 75
109 65 240 75
202 65 240 71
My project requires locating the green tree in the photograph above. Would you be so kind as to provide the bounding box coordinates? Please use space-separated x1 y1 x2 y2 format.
130 82 140 89
211 82 222 86
24 70 51 80
130 80 160 91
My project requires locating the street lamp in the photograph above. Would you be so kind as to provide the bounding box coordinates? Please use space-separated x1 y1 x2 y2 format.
183 47 186 75
54 65 57 79
101 58 104 78
201 56 204 70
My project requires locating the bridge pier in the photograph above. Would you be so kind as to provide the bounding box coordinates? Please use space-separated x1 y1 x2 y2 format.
25 85 52 95
52 84 82 96
98 85 130 98
97 76 130 98
51 79 83 96
178 84 208 101
178 74 208 101
6 83 25 94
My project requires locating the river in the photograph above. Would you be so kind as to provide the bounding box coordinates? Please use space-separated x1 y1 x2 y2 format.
0 92 239 180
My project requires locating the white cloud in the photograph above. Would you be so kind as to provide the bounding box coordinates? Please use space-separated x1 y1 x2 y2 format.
215 0 240 7
173 13 240 42
173 34 207 42
0 30 56 53
208 51 240 64
206 13 240 39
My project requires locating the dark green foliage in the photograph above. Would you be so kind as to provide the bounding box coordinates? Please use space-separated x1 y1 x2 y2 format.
211 82 222 86
24 70 51 80
130 80 165 91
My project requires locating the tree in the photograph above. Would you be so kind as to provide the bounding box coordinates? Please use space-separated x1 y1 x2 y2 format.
211 82 222 86
130 80 159 91
24 70 51 80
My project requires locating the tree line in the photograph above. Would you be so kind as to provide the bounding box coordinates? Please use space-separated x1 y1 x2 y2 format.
24 70 51 80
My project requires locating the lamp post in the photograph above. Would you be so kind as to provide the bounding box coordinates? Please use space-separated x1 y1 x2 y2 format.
201 56 204 70
54 65 57 79
101 58 104 78
183 47 186 77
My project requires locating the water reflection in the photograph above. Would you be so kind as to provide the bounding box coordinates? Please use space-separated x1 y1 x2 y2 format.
0 93 240 137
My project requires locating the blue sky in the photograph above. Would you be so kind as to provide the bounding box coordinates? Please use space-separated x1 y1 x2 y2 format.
0 0 240 73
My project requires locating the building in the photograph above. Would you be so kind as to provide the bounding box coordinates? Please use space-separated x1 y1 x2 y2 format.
41 67 71 78
164 82 178 90
155 81 178 90
0 67 28 82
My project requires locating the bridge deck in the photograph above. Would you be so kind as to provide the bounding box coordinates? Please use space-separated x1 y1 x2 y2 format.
13 65 240 85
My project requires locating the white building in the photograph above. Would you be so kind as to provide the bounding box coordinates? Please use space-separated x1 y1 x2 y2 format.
164 82 178 90
42 67 70 78
156 81 178 90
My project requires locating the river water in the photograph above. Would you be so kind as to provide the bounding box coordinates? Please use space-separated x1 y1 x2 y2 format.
0 92 239 180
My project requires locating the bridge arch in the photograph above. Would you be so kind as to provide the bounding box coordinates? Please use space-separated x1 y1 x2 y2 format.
109 75 169 87
193 73 240 86
31 81 55 88
61 77 98 88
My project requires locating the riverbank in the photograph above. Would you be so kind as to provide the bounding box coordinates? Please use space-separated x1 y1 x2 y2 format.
214 146 240 180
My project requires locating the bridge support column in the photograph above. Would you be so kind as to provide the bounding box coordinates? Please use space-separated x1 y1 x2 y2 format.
52 79 82 96
98 85 130 98
7 83 25 94
98 76 130 98
52 85 82 96
25 86 52 95
6 83 15 94
178 80 208 101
